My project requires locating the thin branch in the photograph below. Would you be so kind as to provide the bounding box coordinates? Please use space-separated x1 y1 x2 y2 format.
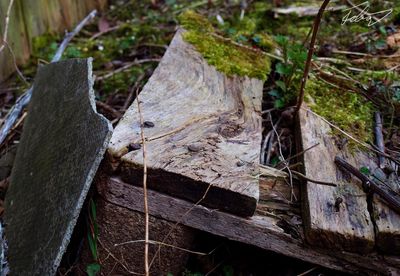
0 10 97 146
149 182 214 269
269 113 296 201
4 41 28 85
295 0 331 112
95 58 160 81
114 239 210 256
136 88 149 276
275 143 319 167
96 100 122 119
0 0 15 54
98 238 144 275
123 73 145 111
290 170 337 187
374 112 385 168
52 10 97 62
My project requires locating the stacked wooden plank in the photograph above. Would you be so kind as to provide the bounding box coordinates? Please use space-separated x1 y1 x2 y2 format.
97 28 400 274
108 29 263 217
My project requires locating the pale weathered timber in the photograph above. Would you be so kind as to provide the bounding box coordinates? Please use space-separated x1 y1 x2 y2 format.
297 106 375 253
108 29 263 217
97 176 400 275
4 58 112 275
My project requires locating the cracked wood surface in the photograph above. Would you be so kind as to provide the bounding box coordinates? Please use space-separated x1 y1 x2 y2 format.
108 29 263 217
298 106 375 253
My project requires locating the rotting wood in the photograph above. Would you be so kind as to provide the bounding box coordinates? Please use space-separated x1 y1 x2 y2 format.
297 105 375 253
79 194 197 275
97 176 400 275
108 29 264 217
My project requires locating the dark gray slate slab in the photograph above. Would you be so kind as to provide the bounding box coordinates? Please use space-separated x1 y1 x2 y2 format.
4 58 112 276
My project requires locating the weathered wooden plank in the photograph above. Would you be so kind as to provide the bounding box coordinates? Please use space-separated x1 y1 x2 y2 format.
79 194 197 275
4 58 112 275
98 176 400 275
297 106 375 253
373 172 400 254
108 29 263 217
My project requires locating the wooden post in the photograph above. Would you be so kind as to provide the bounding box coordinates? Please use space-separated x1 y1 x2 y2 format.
297 106 375 253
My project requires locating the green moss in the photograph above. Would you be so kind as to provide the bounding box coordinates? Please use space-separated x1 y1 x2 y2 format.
305 77 373 142
178 10 214 33
178 10 271 80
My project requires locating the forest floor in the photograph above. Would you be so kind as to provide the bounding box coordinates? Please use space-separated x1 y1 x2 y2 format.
0 0 399 275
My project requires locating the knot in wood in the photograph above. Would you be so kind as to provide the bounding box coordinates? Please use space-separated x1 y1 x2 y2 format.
218 122 243 138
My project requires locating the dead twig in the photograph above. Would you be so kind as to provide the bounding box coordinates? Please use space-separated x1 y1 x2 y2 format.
96 100 122 119
123 73 146 111
269 113 296 200
98 238 144 275
89 25 121 40
114 239 211 256
0 10 97 147
149 181 214 270
295 0 331 112
275 143 319 167
96 59 160 81
260 129 273 164
136 88 149 276
290 170 337 187
0 0 15 54
374 112 386 168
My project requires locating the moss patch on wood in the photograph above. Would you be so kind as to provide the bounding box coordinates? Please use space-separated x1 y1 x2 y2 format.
178 10 271 80
305 77 373 142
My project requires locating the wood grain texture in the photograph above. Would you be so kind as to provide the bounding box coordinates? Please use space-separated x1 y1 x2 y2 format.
108 29 263 217
373 173 400 254
297 106 375 253
97 176 400 275
4 59 112 275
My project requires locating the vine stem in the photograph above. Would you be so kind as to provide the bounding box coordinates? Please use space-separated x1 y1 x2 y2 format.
295 0 331 112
